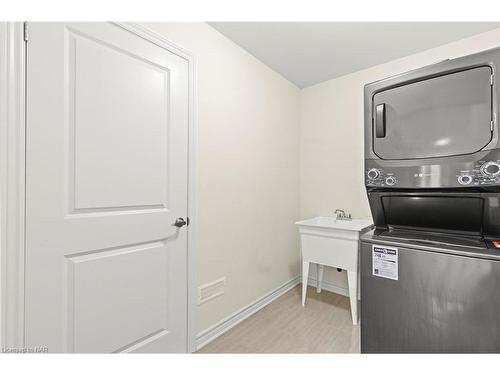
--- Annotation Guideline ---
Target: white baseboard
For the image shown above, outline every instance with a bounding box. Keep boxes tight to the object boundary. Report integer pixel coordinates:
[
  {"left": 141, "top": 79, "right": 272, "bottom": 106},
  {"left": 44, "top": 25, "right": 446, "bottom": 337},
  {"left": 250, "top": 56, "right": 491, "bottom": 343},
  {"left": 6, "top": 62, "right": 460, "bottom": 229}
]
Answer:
[
  {"left": 195, "top": 276, "right": 300, "bottom": 351},
  {"left": 307, "top": 276, "right": 349, "bottom": 297}
]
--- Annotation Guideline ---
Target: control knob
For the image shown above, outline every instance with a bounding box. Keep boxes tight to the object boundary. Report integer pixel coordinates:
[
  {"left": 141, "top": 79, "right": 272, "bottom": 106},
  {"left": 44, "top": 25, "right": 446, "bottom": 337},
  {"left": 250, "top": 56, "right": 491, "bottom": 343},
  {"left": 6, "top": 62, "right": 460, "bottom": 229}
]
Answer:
[
  {"left": 458, "top": 175, "right": 472, "bottom": 185},
  {"left": 385, "top": 176, "right": 397, "bottom": 186},
  {"left": 367, "top": 168, "right": 380, "bottom": 180},
  {"left": 480, "top": 162, "right": 500, "bottom": 178}
]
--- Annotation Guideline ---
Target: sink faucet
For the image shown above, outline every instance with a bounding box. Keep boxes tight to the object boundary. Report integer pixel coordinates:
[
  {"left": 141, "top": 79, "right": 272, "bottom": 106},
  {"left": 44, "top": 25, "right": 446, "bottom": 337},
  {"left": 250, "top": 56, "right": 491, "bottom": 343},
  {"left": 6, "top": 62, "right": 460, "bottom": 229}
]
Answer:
[{"left": 334, "top": 209, "right": 352, "bottom": 220}]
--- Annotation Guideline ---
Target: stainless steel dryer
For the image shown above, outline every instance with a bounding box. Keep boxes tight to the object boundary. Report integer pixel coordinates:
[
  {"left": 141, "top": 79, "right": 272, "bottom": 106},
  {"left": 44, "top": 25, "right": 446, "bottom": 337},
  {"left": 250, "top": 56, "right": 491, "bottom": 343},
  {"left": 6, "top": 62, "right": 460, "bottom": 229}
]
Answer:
[{"left": 361, "top": 47, "right": 500, "bottom": 353}]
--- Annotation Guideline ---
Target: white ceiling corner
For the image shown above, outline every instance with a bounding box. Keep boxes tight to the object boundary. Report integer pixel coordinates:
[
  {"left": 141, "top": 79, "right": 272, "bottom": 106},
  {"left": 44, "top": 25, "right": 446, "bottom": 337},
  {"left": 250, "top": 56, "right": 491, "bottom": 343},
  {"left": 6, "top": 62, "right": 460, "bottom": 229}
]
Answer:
[{"left": 209, "top": 22, "right": 500, "bottom": 87}]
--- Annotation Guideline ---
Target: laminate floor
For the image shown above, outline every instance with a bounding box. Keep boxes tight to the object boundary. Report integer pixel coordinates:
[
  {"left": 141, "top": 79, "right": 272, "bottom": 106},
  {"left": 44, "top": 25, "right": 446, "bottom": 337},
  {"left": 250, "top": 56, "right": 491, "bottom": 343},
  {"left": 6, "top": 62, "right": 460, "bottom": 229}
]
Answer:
[{"left": 197, "top": 285, "right": 360, "bottom": 353}]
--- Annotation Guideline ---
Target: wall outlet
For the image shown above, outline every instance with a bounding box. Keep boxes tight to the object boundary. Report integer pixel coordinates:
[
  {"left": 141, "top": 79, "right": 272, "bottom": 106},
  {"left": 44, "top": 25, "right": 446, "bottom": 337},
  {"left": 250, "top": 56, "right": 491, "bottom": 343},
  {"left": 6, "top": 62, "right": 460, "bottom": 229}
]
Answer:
[{"left": 198, "top": 277, "right": 226, "bottom": 305}]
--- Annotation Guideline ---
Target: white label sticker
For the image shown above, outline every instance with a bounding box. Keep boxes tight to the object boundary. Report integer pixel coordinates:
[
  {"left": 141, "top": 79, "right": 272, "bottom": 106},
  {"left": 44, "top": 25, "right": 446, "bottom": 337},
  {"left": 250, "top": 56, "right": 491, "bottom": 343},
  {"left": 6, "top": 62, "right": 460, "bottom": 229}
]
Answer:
[{"left": 372, "top": 245, "right": 398, "bottom": 280}]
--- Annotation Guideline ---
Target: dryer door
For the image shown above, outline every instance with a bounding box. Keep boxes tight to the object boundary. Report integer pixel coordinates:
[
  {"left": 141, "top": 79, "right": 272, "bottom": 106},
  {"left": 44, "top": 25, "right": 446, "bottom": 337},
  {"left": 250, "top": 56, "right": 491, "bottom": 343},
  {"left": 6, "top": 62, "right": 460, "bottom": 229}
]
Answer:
[{"left": 372, "top": 66, "right": 493, "bottom": 160}]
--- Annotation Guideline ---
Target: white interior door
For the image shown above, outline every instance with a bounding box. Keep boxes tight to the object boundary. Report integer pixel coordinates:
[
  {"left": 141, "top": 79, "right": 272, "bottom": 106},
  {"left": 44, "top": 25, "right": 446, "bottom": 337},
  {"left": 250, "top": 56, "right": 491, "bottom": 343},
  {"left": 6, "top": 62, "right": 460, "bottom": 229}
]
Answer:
[{"left": 25, "top": 23, "right": 189, "bottom": 353}]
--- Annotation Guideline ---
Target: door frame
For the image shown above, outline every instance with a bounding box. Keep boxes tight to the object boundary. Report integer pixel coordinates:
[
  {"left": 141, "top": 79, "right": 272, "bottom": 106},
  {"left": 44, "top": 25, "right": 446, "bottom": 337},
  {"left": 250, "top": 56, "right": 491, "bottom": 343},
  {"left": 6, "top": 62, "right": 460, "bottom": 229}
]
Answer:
[{"left": 0, "top": 22, "right": 198, "bottom": 353}]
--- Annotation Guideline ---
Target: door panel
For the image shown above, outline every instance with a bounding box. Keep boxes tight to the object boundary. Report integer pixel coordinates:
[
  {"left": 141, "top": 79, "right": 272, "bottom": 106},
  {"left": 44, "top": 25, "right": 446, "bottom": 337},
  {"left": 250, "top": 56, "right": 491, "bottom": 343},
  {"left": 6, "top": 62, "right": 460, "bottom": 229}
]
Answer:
[
  {"left": 25, "top": 23, "right": 189, "bottom": 353},
  {"left": 68, "top": 241, "right": 169, "bottom": 353},
  {"left": 373, "top": 67, "right": 493, "bottom": 160},
  {"left": 70, "top": 29, "right": 169, "bottom": 211}
]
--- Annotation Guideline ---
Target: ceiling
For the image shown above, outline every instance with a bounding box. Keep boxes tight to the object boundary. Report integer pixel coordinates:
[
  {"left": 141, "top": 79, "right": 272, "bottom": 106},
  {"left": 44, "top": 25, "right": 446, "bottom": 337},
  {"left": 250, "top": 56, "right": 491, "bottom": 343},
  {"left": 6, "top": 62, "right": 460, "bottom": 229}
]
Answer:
[{"left": 209, "top": 22, "right": 500, "bottom": 88}]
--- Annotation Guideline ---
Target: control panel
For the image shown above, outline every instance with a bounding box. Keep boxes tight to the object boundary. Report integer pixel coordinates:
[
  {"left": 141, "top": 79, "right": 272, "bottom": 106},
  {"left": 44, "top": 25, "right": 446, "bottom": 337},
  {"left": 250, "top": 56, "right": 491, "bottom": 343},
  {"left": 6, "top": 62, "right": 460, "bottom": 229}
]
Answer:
[
  {"left": 365, "top": 156, "right": 500, "bottom": 188},
  {"left": 366, "top": 168, "right": 398, "bottom": 187},
  {"left": 457, "top": 160, "right": 500, "bottom": 186}
]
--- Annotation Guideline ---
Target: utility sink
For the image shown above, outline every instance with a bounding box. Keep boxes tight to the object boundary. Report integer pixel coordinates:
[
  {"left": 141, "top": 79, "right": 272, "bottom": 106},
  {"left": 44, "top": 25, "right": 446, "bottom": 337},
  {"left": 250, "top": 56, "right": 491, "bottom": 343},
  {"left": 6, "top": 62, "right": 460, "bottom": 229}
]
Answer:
[
  {"left": 295, "top": 216, "right": 373, "bottom": 232},
  {"left": 296, "top": 216, "right": 373, "bottom": 325}
]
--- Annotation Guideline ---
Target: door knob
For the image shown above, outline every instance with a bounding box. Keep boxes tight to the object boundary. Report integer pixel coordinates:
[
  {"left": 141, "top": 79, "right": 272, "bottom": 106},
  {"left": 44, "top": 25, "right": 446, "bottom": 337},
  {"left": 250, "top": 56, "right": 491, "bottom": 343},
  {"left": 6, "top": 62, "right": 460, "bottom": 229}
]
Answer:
[{"left": 173, "top": 217, "right": 187, "bottom": 228}]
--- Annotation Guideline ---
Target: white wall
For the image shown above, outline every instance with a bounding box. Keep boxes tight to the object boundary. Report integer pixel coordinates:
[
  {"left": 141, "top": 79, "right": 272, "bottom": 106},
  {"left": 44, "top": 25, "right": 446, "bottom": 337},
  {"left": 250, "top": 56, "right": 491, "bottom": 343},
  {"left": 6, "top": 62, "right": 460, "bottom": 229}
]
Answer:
[
  {"left": 140, "top": 23, "right": 301, "bottom": 334},
  {"left": 299, "top": 28, "right": 500, "bottom": 291}
]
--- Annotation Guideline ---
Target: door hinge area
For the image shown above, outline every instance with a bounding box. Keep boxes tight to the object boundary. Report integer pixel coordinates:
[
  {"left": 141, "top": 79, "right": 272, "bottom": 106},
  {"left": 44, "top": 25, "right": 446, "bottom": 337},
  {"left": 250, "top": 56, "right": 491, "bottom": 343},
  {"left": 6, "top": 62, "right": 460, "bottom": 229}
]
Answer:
[{"left": 23, "top": 22, "right": 29, "bottom": 42}]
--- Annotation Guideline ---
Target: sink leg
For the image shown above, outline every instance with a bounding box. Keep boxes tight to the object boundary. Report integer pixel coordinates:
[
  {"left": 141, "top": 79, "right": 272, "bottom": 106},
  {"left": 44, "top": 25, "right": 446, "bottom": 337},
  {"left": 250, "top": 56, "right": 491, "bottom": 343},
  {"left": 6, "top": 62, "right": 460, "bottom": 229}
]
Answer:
[
  {"left": 316, "top": 264, "right": 324, "bottom": 293},
  {"left": 302, "top": 261, "right": 310, "bottom": 306},
  {"left": 347, "top": 270, "right": 358, "bottom": 325}
]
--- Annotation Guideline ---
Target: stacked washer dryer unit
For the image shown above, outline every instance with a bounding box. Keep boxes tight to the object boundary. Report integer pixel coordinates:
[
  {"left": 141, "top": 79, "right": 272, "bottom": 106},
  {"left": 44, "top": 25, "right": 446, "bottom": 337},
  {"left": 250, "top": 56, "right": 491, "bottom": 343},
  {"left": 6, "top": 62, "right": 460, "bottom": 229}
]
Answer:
[{"left": 361, "top": 47, "right": 500, "bottom": 353}]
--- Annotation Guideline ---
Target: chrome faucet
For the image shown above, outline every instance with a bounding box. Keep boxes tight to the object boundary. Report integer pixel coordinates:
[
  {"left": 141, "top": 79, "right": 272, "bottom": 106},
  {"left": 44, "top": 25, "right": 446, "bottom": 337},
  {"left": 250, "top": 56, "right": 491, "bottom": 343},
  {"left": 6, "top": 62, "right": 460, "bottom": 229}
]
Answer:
[{"left": 334, "top": 209, "right": 352, "bottom": 220}]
